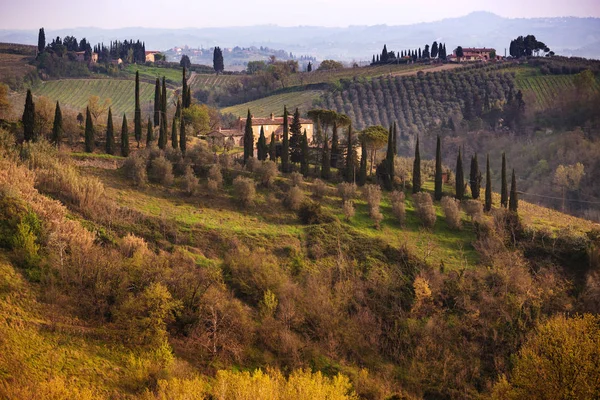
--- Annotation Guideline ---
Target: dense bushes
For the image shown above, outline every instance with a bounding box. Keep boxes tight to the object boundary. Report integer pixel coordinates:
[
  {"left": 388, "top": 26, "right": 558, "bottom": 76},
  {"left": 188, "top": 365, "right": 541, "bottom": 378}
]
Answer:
[
  {"left": 233, "top": 176, "right": 256, "bottom": 206},
  {"left": 413, "top": 192, "right": 436, "bottom": 228},
  {"left": 441, "top": 196, "right": 461, "bottom": 230}
]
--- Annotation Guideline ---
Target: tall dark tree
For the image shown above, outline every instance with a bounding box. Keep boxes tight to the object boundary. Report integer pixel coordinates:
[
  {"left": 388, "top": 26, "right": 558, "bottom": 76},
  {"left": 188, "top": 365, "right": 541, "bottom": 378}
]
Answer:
[
  {"left": 51, "top": 101, "right": 63, "bottom": 147},
  {"left": 154, "top": 78, "right": 161, "bottom": 126},
  {"left": 344, "top": 124, "right": 355, "bottom": 183},
  {"left": 134, "top": 71, "right": 142, "bottom": 147},
  {"left": 186, "top": 87, "right": 191, "bottom": 108},
  {"left": 179, "top": 115, "right": 187, "bottom": 156},
  {"left": 412, "top": 136, "right": 421, "bottom": 193},
  {"left": 84, "top": 107, "right": 95, "bottom": 153},
  {"left": 213, "top": 47, "right": 224, "bottom": 74},
  {"left": 182, "top": 67, "right": 189, "bottom": 109},
  {"left": 431, "top": 41, "right": 439, "bottom": 59},
  {"left": 171, "top": 117, "right": 178, "bottom": 149},
  {"left": 321, "top": 132, "right": 331, "bottom": 179},
  {"left": 282, "top": 106, "right": 290, "bottom": 172},
  {"left": 358, "top": 136, "right": 367, "bottom": 186},
  {"left": 485, "top": 154, "right": 492, "bottom": 212},
  {"left": 37, "top": 28, "right": 46, "bottom": 54},
  {"left": 106, "top": 108, "right": 115, "bottom": 155},
  {"left": 22, "top": 89, "right": 36, "bottom": 142},
  {"left": 456, "top": 46, "right": 464, "bottom": 60},
  {"left": 146, "top": 117, "right": 153, "bottom": 147},
  {"left": 509, "top": 169, "right": 518, "bottom": 212},
  {"left": 158, "top": 77, "right": 168, "bottom": 149},
  {"left": 243, "top": 109, "right": 253, "bottom": 163},
  {"left": 180, "top": 55, "right": 191, "bottom": 69},
  {"left": 289, "top": 108, "right": 303, "bottom": 164},
  {"left": 257, "top": 126, "right": 267, "bottom": 161},
  {"left": 121, "top": 114, "right": 129, "bottom": 157},
  {"left": 384, "top": 123, "right": 396, "bottom": 190},
  {"left": 434, "top": 135, "right": 443, "bottom": 200},
  {"left": 501, "top": 152, "right": 508, "bottom": 208},
  {"left": 175, "top": 98, "right": 181, "bottom": 120},
  {"left": 330, "top": 121, "right": 339, "bottom": 168},
  {"left": 455, "top": 148, "right": 464, "bottom": 200},
  {"left": 470, "top": 153, "right": 481, "bottom": 199},
  {"left": 269, "top": 133, "right": 276, "bottom": 162},
  {"left": 307, "top": 62, "right": 312, "bottom": 72},
  {"left": 301, "top": 129, "right": 309, "bottom": 176}
]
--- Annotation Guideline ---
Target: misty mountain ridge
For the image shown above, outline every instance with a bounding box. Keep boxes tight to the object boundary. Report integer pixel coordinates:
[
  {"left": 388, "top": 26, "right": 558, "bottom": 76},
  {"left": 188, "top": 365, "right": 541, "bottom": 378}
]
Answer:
[{"left": 1, "top": 11, "right": 599, "bottom": 60}]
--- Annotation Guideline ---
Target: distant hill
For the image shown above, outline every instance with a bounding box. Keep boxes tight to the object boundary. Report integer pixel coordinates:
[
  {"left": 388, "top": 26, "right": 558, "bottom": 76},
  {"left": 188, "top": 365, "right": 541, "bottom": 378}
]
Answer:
[{"left": 1, "top": 12, "right": 600, "bottom": 61}]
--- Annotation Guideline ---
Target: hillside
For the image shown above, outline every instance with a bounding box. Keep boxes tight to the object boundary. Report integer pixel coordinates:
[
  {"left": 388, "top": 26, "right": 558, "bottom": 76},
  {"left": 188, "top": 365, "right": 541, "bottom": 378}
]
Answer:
[{"left": 222, "top": 90, "right": 323, "bottom": 118}]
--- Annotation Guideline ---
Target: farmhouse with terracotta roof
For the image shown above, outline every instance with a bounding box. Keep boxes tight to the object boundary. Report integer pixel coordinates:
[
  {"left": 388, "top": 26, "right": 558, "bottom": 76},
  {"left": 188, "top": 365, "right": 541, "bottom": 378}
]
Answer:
[
  {"left": 451, "top": 47, "right": 501, "bottom": 62},
  {"left": 237, "top": 113, "right": 314, "bottom": 145},
  {"left": 145, "top": 51, "right": 162, "bottom": 62}
]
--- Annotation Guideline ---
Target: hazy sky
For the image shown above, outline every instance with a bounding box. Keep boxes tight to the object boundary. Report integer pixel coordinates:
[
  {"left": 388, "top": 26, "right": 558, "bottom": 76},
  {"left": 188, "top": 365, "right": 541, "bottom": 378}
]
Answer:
[{"left": 2, "top": 0, "right": 600, "bottom": 29}]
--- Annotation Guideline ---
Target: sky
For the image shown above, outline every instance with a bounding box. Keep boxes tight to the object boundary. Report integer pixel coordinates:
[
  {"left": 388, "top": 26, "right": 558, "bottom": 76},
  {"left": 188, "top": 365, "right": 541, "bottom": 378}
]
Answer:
[{"left": 2, "top": 0, "right": 600, "bottom": 29}]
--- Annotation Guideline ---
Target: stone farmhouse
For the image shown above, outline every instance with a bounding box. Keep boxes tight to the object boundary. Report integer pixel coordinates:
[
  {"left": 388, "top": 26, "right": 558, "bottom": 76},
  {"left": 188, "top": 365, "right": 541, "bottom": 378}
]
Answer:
[
  {"left": 145, "top": 51, "right": 161, "bottom": 62},
  {"left": 451, "top": 47, "right": 501, "bottom": 62},
  {"left": 75, "top": 51, "right": 98, "bottom": 63}
]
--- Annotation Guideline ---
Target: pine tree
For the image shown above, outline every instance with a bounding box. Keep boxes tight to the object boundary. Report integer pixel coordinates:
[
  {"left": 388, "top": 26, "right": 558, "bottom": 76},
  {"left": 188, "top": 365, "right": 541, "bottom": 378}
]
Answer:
[
  {"left": 182, "top": 67, "right": 188, "bottom": 108},
  {"left": 121, "top": 114, "right": 129, "bottom": 157},
  {"left": 509, "top": 169, "right": 518, "bottom": 212},
  {"left": 179, "top": 115, "right": 187, "bottom": 156},
  {"left": 85, "top": 106, "right": 95, "bottom": 153},
  {"left": 106, "top": 108, "right": 115, "bottom": 154},
  {"left": 257, "top": 126, "right": 267, "bottom": 160},
  {"left": 51, "top": 101, "right": 63, "bottom": 147},
  {"left": 470, "top": 153, "right": 481, "bottom": 199},
  {"left": 485, "top": 154, "right": 492, "bottom": 212},
  {"left": 321, "top": 132, "right": 330, "bottom": 179},
  {"left": 134, "top": 71, "right": 142, "bottom": 147},
  {"left": 358, "top": 136, "right": 367, "bottom": 186},
  {"left": 269, "top": 133, "right": 277, "bottom": 162},
  {"left": 22, "top": 89, "right": 35, "bottom": 142},
  {"left": 455, "top": 148, "right": 464, "bottom": 200},
  {"left": 301, "top": 129, "right": 309, "bottom": 176},
  {"left": 412, "top": 136, "right": 421, "bottom": 193},
  {"left": 330, "top": 121, "right": 339, "bottom": 168},
  {"left": 154, "top": 78, "right": 161, "bottom": 126},
  {"left": 37, "top": 28, "right": 45, "bottom": 54},
  {"left": 282, "top": 106, "right": 290, "bottom": 172},
  {"left": 434, "top": 135, "right": 443, "bottom": 200},
  {"left": 171, "top": 117, "right": 178, "bottom": 149},
  {"left": 384, "top": 123, "right": 396, "bottom": 190},
  {"left": 344, "top": 124, "right": 355, "bottom": 183},
  {"left": 501, "top": 152, "right": 508, "bottom": 208},
  {"left": 146, "top": 117, "right": 153, "bottom": 147},
  {"left": 243, "top": 109, "right": 253, "bottom": 163}
]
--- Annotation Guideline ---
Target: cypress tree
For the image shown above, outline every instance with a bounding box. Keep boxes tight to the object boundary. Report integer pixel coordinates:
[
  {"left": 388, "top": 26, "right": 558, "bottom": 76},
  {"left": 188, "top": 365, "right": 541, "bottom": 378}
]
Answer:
[
  {"left": 243, "top": 109, "right": 253, "bottom": 163},
  {"left": 344, "top": 124, "right": 354, "bottom": 183},
  {"left": 186, "top": 87, "right": 191, "bottom": 108},
  {"left": 330, "top": 121, "right": 339, "bottom": 168},
  {"left": 434, "top": 135, "right": 443, "bottom": 200},
  {"left": 182, "top": 67, "right": 188, "bottom": 108},
  {"left": 321, "top": 132, "right": 330, "bottom": 179},
  {"left": 22, "top": 89, "right": 35, "bottom": 142},
  {"left": 358, "top": 136, "right": 367, "bottom": 186},
  {"left": 412, "top": 136, "right": 421, "bottom": 193},
  {"left": 501, "top": 152, "right": 508, "bottom": 208},
  {"left": 146, "top": 117, "right": 153, "bottom": 147},
  {"left": 121, "top": 114, "right": 129, "bottom": 157},
  {"left": 257, "top": 126, "right": 267, "bottom": 160},
  {"left": 51, "top": 101, "right": 63, "bottom": 147},
  {"left": 84, "top": 106, "right": 94, "bottom": 153},
  {"left": 134, "top": 71, "right": 142, "bottom": 147},
  {"left": 175, "top": 98, "right": 181, "bottom": 120},
  {"left": 106, "top": 108, "right": 115, "bottom": 155},
  {"left": 153, "top": 78, "right": 161, "bottom": 126},
  {"left": 289, "top": 108, "right": 303, "bottom": 164},
  {"left": 37, "top": 28, "right": 45, "bottom": 54},
  {"left": 179, "top": 115, "right": 187, "bottom": 156},
  {"left": 455, "top": 148, "right": 464, "bottom": 200},
  {"left": 485, "top": 154, "right": 492, "bottom": 212},
  {"left": 282, "top": 106, "right": 290, "bottom": 172},
  {"left": 269, "top": 132, "right": 276, "bottom": 162},
  {"left": 470, "top": 153, "right": 481, "bottom": 199},
  {"left": 301, "top": 129, "right": 309, "bottom": 176},
  {"left": 509, "top": 169, "right": 518, "bottom": 212},
  {"left": 158, "top": 77, "right": 168, "bottom": 149},
  {"left": 171, "top": 117, "right": 178, "bottom": 149},
  {"left": 385, "top": 123, "right": 395, "bottom": 190}
]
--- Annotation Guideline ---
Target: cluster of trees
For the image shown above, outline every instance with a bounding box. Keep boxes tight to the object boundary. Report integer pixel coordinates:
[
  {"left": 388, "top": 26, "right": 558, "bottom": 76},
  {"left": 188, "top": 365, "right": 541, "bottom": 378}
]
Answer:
[
  {"left": 37, "top": 28, "right": 93, "bottom": 59},
  {"left": 371, "top": 41, "right": 448, "bottom": 65},
  {"left": 509, "top": 34, "right": 552, "bottom": 58}
]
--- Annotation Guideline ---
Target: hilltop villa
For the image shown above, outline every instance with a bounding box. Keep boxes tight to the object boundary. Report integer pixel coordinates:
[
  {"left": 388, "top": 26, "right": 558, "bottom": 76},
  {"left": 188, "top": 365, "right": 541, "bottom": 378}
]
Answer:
[
  {"left": 145, "top": 51, "right": 162, "bottom": 62},
  {"left": 451, "top": 47, "right": 501, "bottom": 62}
]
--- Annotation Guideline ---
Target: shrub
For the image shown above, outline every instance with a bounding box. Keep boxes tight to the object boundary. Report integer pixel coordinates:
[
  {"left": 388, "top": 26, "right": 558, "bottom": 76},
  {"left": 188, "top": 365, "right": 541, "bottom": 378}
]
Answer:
[
  {"left": 148, "top": 155, "right": 174, "bottom": 186},
  {"left": 285, "top": 185, "right": 304, "bottom": 211},
  {"left": 343, "top": 200, "right": 355, "bottom": 221},
  {"left": 298, "top": 201, "right": 335, "bottom": 225},
  {"left": 164, "top": 147, "right": 186, "bottom": 176},
  {"left": 312, "top": 179, "right": 328, "bottom": 199},
  {"left": 463, "top": 199, "right": 483, "bottom": 221},
  {"left": 256, "top": 160, "right": 278, "bottom": 188},
  {"left": 289, "top": 172, "right": 304, "bottom": 187},
  {"left": 441, "top": 196, "right": 462, "bottom": 230},
  {"left": 123, "top": 154, "right": 148, "bottom": 186},
  {"left": 233, "top": 176, "right": 256, "bottom": 207},
  {"left": 246, "top": 157, "right": 262, "bottom": 173},
  {"left": 219, "top": 153, "right": 233, "bottom": 169},
  {"left": 207, "top": 164, "right": 223, "bottom": 188},
  {"left": 337, "top": 182, "right": 357, "bottom": 203},
  {"left": 390, "top": 190, "right": 406, "bottom": 225},
  {"left": 363, "top": 184, "right": 382, "bottom": 228},
  {"left": 413, "top": 192, "right": 436, "bottom": 228},
  {"left": 181, "top": 165, "right": 200, "bottom": 196}
]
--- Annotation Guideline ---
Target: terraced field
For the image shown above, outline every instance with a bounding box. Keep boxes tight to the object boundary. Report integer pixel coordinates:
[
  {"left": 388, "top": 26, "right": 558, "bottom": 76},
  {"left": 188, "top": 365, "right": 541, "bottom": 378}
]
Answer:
[
  {"left": 221, "top": 90, "right": 323, "bottom": 117},
  {"left": 35, "top": 78, "right": 173, "bottom": 118},
  {"left": 188, "top": 73, "right": 242, "bottom": 91},
  {"left": 516, "top": 72, "right": 600, "bottom": 109},
  {"left": 124, "top": 64, "right": 181, "bottom": 86}
]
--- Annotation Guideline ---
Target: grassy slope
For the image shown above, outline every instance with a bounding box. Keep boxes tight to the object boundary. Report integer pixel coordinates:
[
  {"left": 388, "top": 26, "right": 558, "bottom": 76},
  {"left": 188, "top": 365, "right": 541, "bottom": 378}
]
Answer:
[
  {"left": 0, "top": 53, "right": 36, "bottom": 85},
  {"left": 35, "top": 79, "right": 173, "bottom": 119},
  {"left": 221, "top": 90, "right": 324, "bottom": 117}
]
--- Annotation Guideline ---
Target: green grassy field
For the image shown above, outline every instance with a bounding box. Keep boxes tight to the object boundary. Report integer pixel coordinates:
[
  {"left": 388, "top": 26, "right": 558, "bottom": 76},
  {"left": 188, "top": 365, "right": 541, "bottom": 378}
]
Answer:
[
  {"left": 124, "top": 64, "right": 182, "bottom": 85},
  {"left": 188, "top": 73, "right": 242, "bottom": 91},
  {"left": 221, "top": 90, "right": 324, "bottom": 117},
  {"left": 35, "top": 79, "right": 173, "bottom": 118}
]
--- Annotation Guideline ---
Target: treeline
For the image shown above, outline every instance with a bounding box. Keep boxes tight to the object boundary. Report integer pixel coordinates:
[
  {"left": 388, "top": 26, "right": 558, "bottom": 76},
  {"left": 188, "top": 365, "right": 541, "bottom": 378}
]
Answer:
[{"left": 371, "top": 42, "right": 448, "bottom": 65}]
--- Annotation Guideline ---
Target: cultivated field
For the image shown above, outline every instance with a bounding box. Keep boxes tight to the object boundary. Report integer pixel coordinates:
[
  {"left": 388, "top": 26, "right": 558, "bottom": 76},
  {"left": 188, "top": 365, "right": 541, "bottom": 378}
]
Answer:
[
  {"left": 0, "top": 53, "right": 36, "bottom": 89},
  {"left": 516, "top": 73, "right": 599, "bottom": 109},
  {"left": 221, "top": 90, "right": 323, "bottom": 117},
  {"left": 188, "top": 72, "right": 242, "bottom": 91}
]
